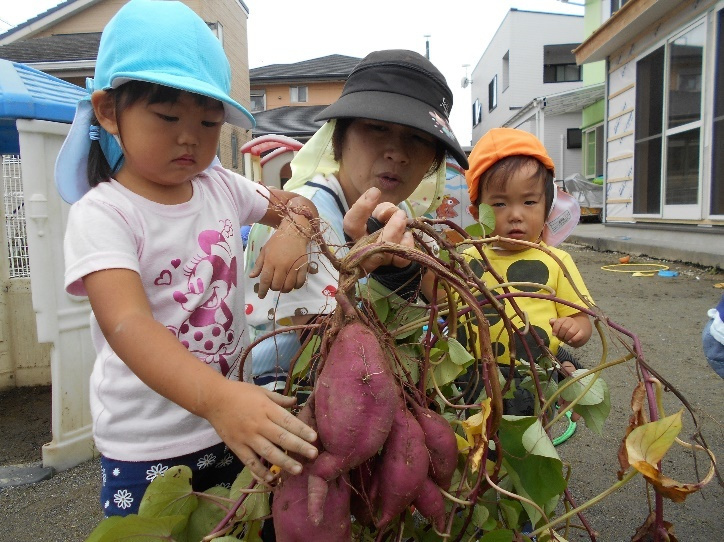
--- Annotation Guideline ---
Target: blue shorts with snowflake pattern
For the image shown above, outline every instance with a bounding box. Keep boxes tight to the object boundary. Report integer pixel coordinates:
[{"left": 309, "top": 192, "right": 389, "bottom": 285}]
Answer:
[{"left": 100, "top": 441, "right": 243, "bottom": 516}]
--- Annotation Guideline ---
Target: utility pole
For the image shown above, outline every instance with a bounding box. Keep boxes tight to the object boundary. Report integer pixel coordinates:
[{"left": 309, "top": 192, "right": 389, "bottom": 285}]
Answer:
[{"left": 424, "top": 34, "right": 431, "bottom": 59}]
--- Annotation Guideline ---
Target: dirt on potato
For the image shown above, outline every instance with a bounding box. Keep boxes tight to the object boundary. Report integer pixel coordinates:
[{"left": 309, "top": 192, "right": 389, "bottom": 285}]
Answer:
[{"left": 0, "top": 243, "right": 722, "bottom": 541}]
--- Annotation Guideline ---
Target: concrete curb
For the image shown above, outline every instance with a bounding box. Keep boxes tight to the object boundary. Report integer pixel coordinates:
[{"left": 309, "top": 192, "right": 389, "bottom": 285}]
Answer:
[{"left": 0, "top": 463, "right": 55, "bottom": 489}]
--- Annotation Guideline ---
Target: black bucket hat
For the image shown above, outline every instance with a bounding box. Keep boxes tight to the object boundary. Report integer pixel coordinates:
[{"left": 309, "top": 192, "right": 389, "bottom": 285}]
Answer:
[{"left": 315, "top": 49, "right": 469, "bottom": 169}]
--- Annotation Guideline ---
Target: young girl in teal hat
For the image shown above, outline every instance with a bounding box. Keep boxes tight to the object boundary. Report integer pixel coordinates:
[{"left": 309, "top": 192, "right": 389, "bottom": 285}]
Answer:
[{"left": 55, "top": 0, "right": 319, "bottom": 516}]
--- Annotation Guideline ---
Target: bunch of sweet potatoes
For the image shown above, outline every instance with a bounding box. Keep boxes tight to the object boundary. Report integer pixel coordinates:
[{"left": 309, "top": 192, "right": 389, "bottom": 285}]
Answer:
[{"left": 272, "top": 293, "right": 458, "bottom": 540}]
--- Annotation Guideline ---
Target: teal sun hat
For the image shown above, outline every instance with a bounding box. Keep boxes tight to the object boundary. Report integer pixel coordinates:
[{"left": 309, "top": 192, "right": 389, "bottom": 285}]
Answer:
[{"left": 55, "top": 0, "right": 255, "bottom": 204}]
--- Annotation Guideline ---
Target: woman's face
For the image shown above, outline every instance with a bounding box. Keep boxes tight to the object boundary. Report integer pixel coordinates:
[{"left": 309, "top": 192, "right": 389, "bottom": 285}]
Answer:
[{"left": 336, "top": 119, "right": 437, "bottom": 206}]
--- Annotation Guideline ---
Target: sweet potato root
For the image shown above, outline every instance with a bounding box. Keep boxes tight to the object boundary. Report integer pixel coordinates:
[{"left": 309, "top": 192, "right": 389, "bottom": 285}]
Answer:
[
  {"left": 308, "top": 295, "right": 400, "bottom": 523},
  {"left": 411, "top": 402, "right": 458, "bottom": 489},
  {"left": 412, "top": 478, "right": 447, "bottom": 533},
  {"left": 373, "top": 407, "right": 429, "bottom": 529}
]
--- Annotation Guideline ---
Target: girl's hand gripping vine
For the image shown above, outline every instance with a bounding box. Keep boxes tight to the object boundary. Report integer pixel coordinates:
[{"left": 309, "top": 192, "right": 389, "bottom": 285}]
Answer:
[{"left": 249, "top": 190, "right": 319, "bottom": 299}]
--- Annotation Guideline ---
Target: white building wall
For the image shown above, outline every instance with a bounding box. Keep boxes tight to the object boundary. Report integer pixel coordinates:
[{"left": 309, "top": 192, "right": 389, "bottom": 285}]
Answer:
[
  {"left": 602, "top": 0, "right": 716, "bottom": 223},
  {"left": 544, "top": 113, "right": 583, "bottom": 180},
  {"left": 471, "top": 10, "right": 584, "bottom": 142}
]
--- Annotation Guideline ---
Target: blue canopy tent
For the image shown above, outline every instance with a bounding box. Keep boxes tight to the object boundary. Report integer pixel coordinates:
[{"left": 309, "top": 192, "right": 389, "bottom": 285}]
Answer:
[{"left": 0, "top": 59, "right": 84, "bottom": 154}]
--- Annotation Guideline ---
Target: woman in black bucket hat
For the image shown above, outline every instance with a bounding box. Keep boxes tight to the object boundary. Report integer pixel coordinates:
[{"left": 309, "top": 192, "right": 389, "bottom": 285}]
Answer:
[{"left": 245, "top": 49, "right": 467, "bottom": 393}]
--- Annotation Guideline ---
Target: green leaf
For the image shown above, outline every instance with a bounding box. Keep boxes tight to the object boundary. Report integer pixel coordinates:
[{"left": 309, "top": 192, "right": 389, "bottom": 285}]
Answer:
[
  {"left": 438, "top": 249, "right": 451, "bottom": 263},
  {"left": 292, "top": 335, "right": 320, "bottom": 377},
  {"left": 425, "top": 355, "right": 464, "bottom": 390},
  {"left": 229, "top": 467, "right": 271, "bottom": 521},
  {"left": 446, "top": 337, "right": 475, "bottom": 366},
  {"left": 85, "top": 516, "right": 125, "bottom": 542},
  {"left": 480, "top": 529, "right": 514, "bottom": 542},
  {"left": 498, "top": 417, "right": 565, "bottom": 513},
  {"left": 471, "top": 502, "right": 490, "bottom": 529},
  {"left": 560, "top": 370, "right": 606, "bottom": 405},
  {"left": 395, "top": 343, "right": 421, "bottom": 383},
  {"left": 499, "top": 498, "right": 523, "bottom": 529},
  {"left": 90, "top": 514, "right": 188, "bottom": 541},
  {"left": 478, "top": 203, "right": 496, "bottom": 236},
  {"left": 185, "top": 486, "right": 230, "bottom": 542},
  {"left": 465, "top": 222, "right": 486, "bottom": 238},
  {"left": 572, "top": 379, "right": 611, "bottom": 435},
  {"left": 519, "top": 376, "right": 558, "bottom": 404},
  {"left": 138, "top": 465, "right": 197, "bottom": 519},
  {"left": 372, "top": 296, "right": 390, "bottom": 322}
]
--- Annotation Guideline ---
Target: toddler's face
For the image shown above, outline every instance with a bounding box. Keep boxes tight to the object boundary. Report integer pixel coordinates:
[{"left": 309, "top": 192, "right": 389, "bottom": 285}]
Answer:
[
  {"left": 480, "top": 162, "right": 547, "bottom": 252},
  {"left": 113, "top": 91, "right": 224, "bottom": 203}
]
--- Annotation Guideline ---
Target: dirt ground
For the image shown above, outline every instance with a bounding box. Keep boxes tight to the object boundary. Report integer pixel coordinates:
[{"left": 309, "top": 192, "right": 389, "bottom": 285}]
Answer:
[{"left": 0, "top": 243, "right": 722, "bottom": 542}]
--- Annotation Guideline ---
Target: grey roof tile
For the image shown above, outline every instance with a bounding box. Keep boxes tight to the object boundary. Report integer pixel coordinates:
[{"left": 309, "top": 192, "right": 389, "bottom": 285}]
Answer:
[
  {"left": 0, "top": 33, "right": 101, "bottom": 63},
  {"left": 250, "top": 54, "right": 360, "bottom": 82},
  {"left": 251, "top": 105, "right": 327, "bottom": 139}
]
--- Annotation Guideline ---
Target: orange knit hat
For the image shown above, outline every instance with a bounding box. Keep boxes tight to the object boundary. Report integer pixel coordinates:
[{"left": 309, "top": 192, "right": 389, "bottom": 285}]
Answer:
[{"left": 465, "top": 128, "right": 555, "bottom": 205}]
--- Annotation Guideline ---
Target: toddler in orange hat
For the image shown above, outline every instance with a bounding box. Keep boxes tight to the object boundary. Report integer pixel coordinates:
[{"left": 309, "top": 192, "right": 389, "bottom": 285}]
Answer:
[{"left": 461, "top": 128, "right": 593, "bottom": 415}]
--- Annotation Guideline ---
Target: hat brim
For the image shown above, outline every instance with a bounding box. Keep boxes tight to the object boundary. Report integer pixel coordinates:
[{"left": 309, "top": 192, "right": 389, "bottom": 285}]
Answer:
[
  {"left": 315, "top": 90, "right": 468, "bottom": 169},
  {"left": 112, "top": 71, "right": 255, "bottom": 129}
]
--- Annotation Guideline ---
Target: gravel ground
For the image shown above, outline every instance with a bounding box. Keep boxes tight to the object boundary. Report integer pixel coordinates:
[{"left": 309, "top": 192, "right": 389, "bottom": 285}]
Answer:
[{"left": 1, "top": 243, "right": 722, "bottom": 541}]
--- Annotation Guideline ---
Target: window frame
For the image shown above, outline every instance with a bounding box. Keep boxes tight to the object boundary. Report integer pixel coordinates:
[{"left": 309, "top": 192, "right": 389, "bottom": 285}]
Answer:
[
  {"left": 488, "top": 75, "right": 497, "bottom": 112},
  {"left": 290, "top": 85, "right": 308, "bottom": 104},
  {"left": 633, "top": 17, "right": 707, "bottom": 219},
  {"left": 250, "top": 89, "right": 266, "bottom": 112}
]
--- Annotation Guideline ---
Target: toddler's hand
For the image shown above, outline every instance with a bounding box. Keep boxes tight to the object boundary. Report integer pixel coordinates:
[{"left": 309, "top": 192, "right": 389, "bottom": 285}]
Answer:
[
  {"left": 550, "top": 316, "right": 587, "bottom": 347},
  {"left": 207, "top": 381, "right": 318, "bottom": 482},
  {"left": 249, "top": 226, "right": 308, "bottom": 299}
]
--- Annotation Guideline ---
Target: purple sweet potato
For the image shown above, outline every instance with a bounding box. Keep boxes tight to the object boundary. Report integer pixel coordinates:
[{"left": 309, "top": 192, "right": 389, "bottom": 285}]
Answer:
[
  {"left": 273, "top": 400, "right": 352, "bottom": 541},
  {"left": 373, "top": 407, "right": 429, "bottom": 529},
  {"left": 273, "top": 468, "right": 352, "bottom": 542},
  {"left": 411, "top": 402, "right": 458, "bottom": 489},
  {"left": 308, "top": 297, "right": 400, "bottom": 523},
  {"left": 412, "top": 477, "right": 447, "bottom": 533}
]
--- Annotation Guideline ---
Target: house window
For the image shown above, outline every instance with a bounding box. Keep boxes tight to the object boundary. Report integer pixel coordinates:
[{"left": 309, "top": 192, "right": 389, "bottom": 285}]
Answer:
[
  {"left": 543, "top": 44, "right": 582, "bottom": 83},
  {"left": 488, "top": 76, "right": 497, "bottom": 112},
  {"left": 250, "top": 90, "right": 266, "bottom": 112},
  {"left": 290, "top": 86, "right": 308, "bottom": 103},
  {"left": 502, "top": 51, "right": 510, "bottom": 91},
  {"left": 567, "top": 128, "right": 582, "bottom": 149},
  {"left": 611, "top": 0, "right": 630, "bottom": 15},
  {"left": 207, "top": 22, "right": 223, "bottom": 47},
  {"left": 472, "top": 99, "right": 482, "bottom": 127},
  {"left": 634, "top": 22, "right": 705, "bottom": 215},
  {"left": 231, "top": 132, "right": 238, "bottom": 169},
  {"left": 544, "top": 63, "right": 582, "bottom": 83},
  {"left": 711, "top": 8, "right": 724, "bottom": 216},
  {"left": 583, "top": 124, "right": 604, "bottom": 179}
]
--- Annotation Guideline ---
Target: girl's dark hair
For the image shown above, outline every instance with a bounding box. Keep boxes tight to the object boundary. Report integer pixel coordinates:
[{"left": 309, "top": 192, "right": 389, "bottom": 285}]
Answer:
[
  {"left": 87, "top": 81, "right": 216, "bottom": 187},
  {"left": 476, "top": 155, "right": 555, "bottom": 215},
  {"left": 331, "top": 118, "right": 447, "bottom": 176}
]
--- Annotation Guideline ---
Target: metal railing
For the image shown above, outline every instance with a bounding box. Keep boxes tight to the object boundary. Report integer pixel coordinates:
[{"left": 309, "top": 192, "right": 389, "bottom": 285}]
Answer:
[{"left": 2, "top": 155, "right": 30, "bottom": 278}]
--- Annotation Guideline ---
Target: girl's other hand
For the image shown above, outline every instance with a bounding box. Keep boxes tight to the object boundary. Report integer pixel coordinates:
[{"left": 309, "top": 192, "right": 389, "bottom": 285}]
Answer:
[{"left": 207, "top": 381, "right": 318, "bottom": 482}]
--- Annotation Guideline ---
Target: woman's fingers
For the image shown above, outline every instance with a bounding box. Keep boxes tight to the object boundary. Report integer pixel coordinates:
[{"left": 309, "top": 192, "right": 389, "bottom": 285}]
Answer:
[{"left": 343, "top": 187, "right": 381, "bottom": 240}]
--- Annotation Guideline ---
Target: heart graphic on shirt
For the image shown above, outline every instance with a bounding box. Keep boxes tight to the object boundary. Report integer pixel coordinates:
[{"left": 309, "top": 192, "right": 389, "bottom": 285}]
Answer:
[
  {"left": 171, "top": 259, "right": 181, "bottom": 268},
  {"left": 154, "top": 270, "right": 172, "bottom": 286}
]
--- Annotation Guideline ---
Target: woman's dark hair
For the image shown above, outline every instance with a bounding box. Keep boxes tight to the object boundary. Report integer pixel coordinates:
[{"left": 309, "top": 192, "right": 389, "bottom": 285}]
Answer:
[
  {"left": 331, "top": 118, "right": 447, "bottom": 176},
  {"left": 475, "top": 155, "right": 555, "bottom": 215},
  {"left": 87, "top": 81, "right": 217, "bottom": 187}
]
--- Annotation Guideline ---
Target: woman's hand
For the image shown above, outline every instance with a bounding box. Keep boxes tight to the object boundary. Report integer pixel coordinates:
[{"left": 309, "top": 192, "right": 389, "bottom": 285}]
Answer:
[{"left": 343, "top": 187, "right": 415, "bottom": 273}]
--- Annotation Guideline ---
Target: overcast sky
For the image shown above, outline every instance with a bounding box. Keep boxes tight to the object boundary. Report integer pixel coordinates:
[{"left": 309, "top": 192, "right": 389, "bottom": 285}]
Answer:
[{"left": 1, "top": 0, "right": 584, "bottom": 145}]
